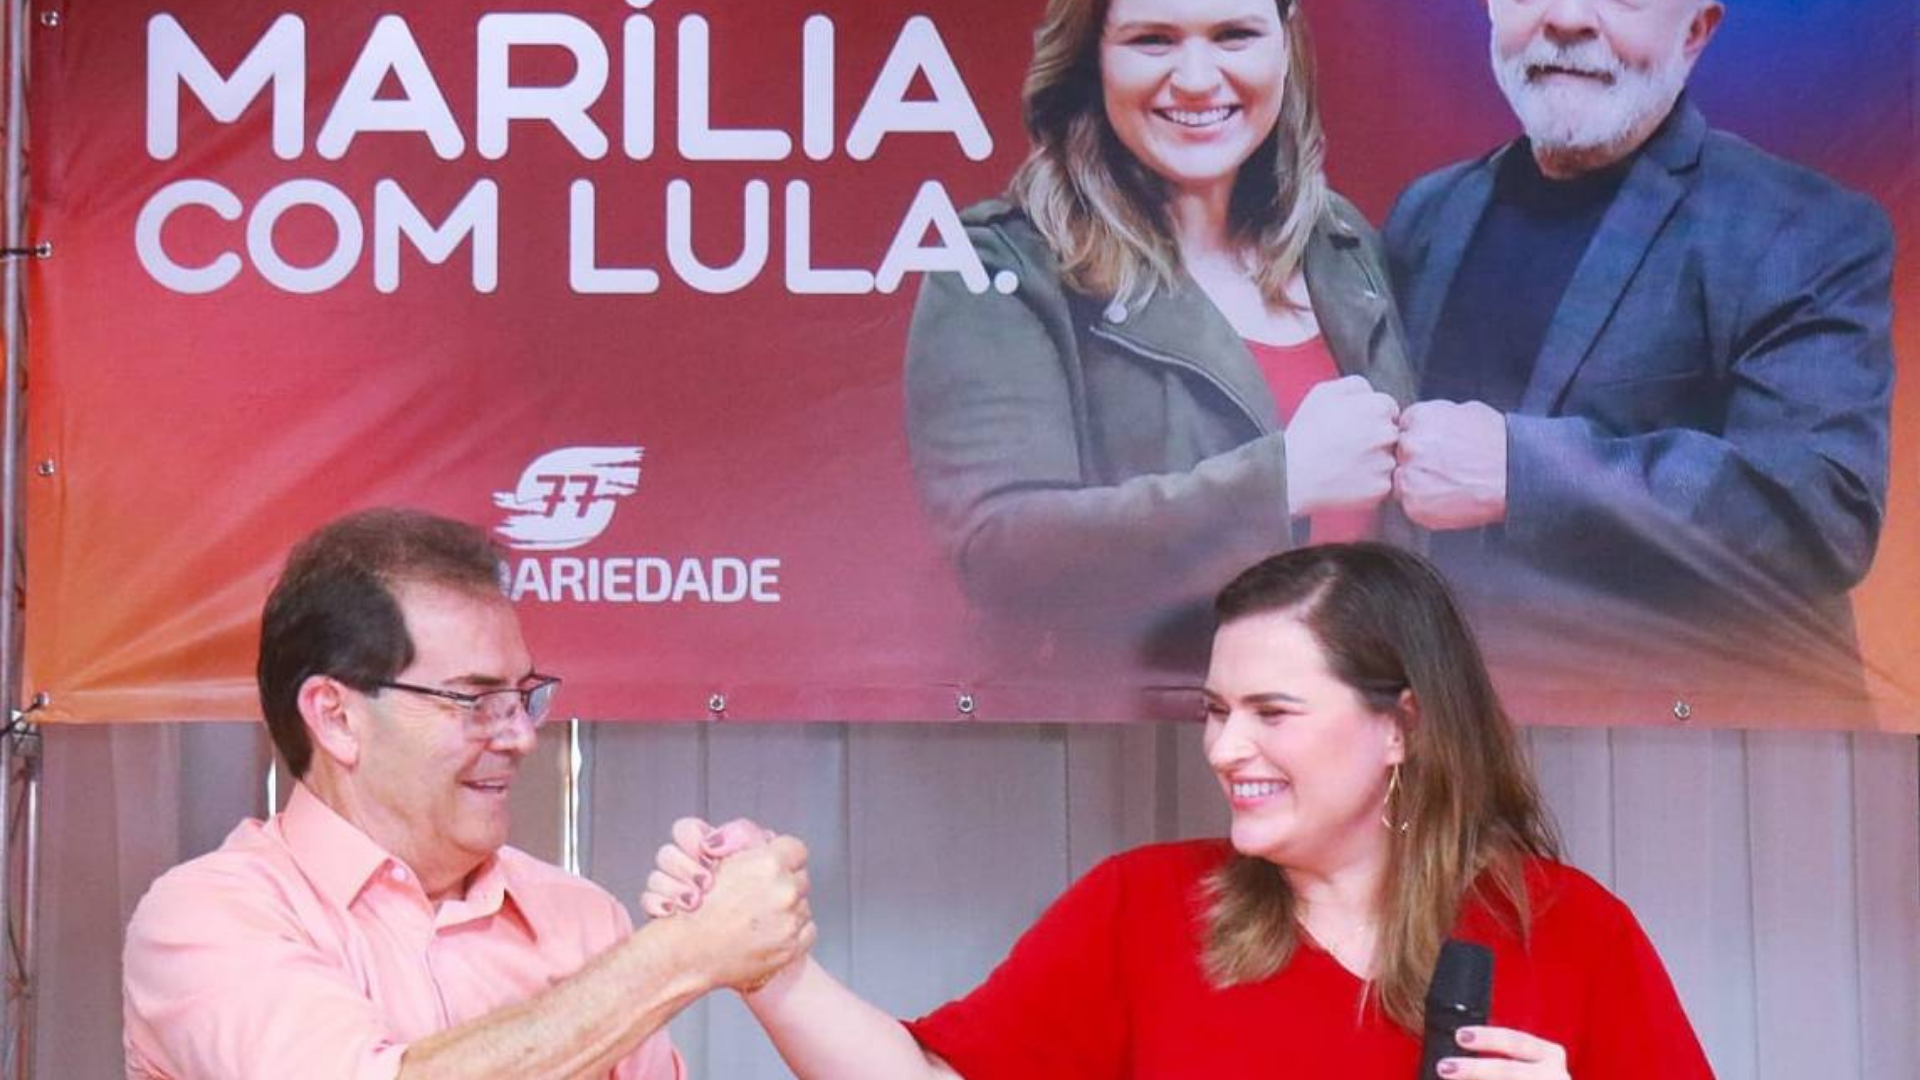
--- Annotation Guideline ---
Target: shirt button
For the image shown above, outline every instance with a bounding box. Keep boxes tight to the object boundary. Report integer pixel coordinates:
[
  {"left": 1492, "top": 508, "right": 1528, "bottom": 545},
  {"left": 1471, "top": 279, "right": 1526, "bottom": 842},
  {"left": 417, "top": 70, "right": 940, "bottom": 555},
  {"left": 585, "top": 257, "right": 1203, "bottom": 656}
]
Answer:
[{"left": 390, "top": 865, "right": 409, "bottom": 883}]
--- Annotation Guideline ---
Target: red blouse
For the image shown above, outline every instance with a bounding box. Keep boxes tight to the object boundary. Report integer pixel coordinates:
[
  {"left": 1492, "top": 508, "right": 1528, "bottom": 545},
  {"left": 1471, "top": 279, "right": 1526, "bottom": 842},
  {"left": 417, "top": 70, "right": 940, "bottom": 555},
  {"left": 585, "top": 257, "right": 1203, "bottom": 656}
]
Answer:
[
  {"left": 1245, "top": 336, "right": 1378, "bottom": 542},
  {"left": 906, "top": 840, "right": 1714, "bottom": 1080}
]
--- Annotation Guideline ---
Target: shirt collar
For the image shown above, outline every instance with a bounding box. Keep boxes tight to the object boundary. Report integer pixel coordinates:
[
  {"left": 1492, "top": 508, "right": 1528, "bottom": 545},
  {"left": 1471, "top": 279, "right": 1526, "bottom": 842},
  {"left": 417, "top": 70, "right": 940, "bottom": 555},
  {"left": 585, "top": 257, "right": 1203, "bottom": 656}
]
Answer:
[
  {"left": 277, "top": 783, "right": 402, "bottom": 911},
  {"left": 276, "top": 784, "right": 539, "bottom": 937},
  {"left": 444, "top": 851, "right": 546, "bottom": 939}
]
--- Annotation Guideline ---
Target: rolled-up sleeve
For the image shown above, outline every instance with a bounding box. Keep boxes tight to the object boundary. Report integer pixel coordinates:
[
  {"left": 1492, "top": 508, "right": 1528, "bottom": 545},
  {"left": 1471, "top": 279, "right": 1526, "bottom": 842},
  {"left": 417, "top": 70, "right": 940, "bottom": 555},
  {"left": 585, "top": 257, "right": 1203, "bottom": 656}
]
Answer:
[{"left": 123, "top": 864, "right": 409, "bottom": 1080}]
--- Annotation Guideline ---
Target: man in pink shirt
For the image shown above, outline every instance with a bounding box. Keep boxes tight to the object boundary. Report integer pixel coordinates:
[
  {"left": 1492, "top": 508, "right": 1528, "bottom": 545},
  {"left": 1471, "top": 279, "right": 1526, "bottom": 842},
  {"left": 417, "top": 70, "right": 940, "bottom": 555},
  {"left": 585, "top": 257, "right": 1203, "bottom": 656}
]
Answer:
[{"left": 123, "top": 508, "right": 814, "bottom": 1079}]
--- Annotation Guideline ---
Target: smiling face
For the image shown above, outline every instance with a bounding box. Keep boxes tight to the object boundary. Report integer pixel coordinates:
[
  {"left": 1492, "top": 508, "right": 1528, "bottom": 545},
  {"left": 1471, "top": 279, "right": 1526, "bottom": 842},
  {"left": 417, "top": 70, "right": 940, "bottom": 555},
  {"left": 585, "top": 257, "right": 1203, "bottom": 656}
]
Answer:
[
  {"left": 344, "top": 581, "right": 538, "bottom": 899},
  {"left": 1488, "top": 0, "right": 1722, "bottom": 171},
  {"left": 1202, "top": 609, "right": 1405, "bottom": 874},
  {"left": 1100, "top": 0, "right": 1290, "bottom": 201}
]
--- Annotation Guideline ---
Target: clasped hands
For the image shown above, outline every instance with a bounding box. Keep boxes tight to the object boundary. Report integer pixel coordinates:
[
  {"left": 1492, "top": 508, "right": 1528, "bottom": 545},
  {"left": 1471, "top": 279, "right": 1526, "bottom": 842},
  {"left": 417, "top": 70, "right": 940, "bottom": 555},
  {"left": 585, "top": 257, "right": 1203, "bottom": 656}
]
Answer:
[
  {"left": 1285, "top": 377, "right": 1508, "bottom": 531},
  {"left": 641, "top": 817, "right": 815, "bottom": 994},
  {"left": 639, "top": 818, "right": 1569, "bottom": 1079}
]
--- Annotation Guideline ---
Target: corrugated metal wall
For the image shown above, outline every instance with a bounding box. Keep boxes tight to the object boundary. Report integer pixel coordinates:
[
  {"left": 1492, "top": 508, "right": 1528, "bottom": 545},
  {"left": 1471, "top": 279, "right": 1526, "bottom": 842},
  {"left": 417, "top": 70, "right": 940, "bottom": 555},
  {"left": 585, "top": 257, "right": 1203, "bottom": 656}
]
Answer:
[{"left": 34, "top": 722, "right": 1919, "bottom": 1079}]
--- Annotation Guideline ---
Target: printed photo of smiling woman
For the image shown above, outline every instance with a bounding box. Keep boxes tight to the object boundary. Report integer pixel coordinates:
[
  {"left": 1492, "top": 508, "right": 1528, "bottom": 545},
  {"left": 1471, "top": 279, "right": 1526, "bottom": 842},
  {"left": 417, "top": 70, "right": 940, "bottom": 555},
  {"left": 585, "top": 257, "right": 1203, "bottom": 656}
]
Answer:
[{"left": 900, "top": 0, "right": 1420, "bottom": 696}]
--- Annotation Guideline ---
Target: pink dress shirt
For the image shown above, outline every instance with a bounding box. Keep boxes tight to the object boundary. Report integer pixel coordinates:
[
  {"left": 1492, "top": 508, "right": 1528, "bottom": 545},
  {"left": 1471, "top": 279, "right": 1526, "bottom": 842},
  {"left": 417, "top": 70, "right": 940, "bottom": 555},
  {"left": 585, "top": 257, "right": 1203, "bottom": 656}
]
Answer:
[{"left": 123, "top": 784, "right": 683, "bottom": 1080}]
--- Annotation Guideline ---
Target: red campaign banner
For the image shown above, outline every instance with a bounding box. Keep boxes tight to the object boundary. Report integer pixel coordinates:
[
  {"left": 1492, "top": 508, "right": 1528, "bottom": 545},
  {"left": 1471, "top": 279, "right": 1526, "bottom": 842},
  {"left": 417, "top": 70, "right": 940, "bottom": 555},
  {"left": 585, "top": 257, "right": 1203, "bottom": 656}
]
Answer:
[{"left": 20, "top": 0, "right": 1919, "bottom": 729}]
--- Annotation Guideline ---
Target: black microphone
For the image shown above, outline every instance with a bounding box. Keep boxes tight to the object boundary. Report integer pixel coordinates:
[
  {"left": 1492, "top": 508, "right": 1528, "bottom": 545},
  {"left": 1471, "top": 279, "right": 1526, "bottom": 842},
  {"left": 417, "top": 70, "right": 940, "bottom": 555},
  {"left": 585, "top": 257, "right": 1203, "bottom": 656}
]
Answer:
[{"left": 1417, "top": 940, "right": 1493, "bottom": 1079}]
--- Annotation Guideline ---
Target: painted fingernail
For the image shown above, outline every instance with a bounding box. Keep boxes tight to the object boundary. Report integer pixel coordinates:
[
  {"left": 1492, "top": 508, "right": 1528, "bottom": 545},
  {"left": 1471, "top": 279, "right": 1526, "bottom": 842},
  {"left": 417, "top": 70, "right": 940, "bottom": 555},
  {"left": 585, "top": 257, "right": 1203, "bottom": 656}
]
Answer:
[
  {"left": 693, "top": 870, "right": 713, "bottom": 890},
  {"left": 702, "top": 831, "right": 726, "bottom": 852},
  {"left": 1456, "top": 1028, "right": 1477, "bottom": 1046},
  {"left": 1437, "top": 1060, "right": 1460, "bottom": 1077},
  {"left": 678, "top": 891, "right": 699, "bottom": 909}
]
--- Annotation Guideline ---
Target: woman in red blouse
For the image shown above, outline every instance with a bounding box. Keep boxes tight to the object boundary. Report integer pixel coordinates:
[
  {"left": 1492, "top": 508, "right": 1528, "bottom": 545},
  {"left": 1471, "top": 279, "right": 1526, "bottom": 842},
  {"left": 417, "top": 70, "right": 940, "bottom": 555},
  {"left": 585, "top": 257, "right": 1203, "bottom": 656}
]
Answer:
[{"left": 647, "top": 543, "right": 1716, "bottom": 1080}]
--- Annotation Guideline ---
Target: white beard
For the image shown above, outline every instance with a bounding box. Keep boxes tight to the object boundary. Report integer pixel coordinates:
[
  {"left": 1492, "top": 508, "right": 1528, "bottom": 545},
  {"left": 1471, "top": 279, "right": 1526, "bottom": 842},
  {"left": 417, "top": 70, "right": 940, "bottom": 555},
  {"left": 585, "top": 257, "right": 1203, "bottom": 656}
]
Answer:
[{"left": 1491, "top": 29, "right": 1692, "bottom": 157}]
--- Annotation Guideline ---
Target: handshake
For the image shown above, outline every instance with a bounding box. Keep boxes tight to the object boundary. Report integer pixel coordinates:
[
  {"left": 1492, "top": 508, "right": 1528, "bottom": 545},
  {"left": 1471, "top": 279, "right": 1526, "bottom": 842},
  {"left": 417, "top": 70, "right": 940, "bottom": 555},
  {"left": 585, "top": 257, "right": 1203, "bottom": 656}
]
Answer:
[
  {"left": 1285, "top": 378, "right": 1509, "bottom": 531},
  {"left": 640, "top": 817, "right": 815, "bottom": 995}
]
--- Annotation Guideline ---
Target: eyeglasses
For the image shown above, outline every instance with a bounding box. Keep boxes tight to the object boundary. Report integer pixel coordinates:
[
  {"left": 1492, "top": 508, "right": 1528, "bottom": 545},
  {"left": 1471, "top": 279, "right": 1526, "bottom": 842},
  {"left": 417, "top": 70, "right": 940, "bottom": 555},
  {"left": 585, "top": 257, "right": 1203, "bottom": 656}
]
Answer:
[{"left": 372, "top": 674, "right": 562, "bottom": 740}]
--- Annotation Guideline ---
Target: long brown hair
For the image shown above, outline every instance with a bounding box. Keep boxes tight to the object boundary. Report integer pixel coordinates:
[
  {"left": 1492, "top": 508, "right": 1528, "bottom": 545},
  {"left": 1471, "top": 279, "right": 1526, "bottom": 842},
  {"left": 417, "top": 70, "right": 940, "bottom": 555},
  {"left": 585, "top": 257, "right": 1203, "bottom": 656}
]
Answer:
[
  {"left": 1200, "top": 543, "right": 1560, "bottom": 1032},
  {"left": 1008, "top": 0, "right": 1327, "bottom": 308}
]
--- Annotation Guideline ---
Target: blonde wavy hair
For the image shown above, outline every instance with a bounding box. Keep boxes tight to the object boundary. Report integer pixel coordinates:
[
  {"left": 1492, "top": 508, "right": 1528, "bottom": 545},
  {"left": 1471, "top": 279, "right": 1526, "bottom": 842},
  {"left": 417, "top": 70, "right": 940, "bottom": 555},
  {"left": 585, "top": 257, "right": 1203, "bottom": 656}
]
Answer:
[
  {"left": 1201, "top": 544, "right": 1561, "bottom": 1033},
  {"left": 1008, "top": 0, "right": 1327, "bottom": 308}
]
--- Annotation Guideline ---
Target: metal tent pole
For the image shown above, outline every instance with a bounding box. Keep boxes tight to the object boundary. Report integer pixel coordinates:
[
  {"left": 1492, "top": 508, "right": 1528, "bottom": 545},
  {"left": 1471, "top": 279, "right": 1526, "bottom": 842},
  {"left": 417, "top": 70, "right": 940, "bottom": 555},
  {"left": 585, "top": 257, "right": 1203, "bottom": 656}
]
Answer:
[
  {"left": 1, "top": 0, "right": 37, "bottom": 1075},
  {"left": 562, "top": 717, "right": 583, "bottom": 876},
  {"left": 3, "top": 727, "right": 38, "bottom": 1080},
  {"left": 0, "top": 730, "right": 12, "bottom": 1080}
]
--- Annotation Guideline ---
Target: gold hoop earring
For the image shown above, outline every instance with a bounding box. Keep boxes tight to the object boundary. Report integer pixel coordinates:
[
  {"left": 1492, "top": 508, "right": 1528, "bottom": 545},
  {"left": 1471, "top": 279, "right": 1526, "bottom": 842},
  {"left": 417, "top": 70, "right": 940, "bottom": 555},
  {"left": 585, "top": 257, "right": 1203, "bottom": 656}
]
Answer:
[{"left": 1381, "top": 762, "right": 1410, "bottom": 833}]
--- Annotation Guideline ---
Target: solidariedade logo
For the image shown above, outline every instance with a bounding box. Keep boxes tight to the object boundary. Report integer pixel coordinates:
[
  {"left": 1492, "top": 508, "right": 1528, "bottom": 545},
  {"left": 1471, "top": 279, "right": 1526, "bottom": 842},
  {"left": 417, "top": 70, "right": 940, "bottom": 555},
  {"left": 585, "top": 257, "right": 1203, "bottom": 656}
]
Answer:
[{"left": 494, "top": 445, "right": 781, "bottom": 604}]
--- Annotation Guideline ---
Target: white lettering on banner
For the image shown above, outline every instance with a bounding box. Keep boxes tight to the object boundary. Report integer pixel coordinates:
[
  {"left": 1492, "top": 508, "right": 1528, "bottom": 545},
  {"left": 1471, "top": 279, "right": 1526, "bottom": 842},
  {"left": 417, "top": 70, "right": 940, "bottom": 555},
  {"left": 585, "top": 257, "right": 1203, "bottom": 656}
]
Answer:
[
  {"left": 494, "top": 446, "right": 644, "bottom": 551},
  {"left": 147, "top": 14, "right": 305, "bottom": 160},
  {"left": 566, "top": 179, "right": 985, "bottom": 296},
  {"left": 135, "top": 180, "right": 243, "bottom": 293},
  {"left": 316, "top": 15, "right": 464, "bottom": 160},
  {"left": 476, "top": 14, "right": 612, "bottom": 159},
  {"left": 134, "top": 175, "right": 988, "bottom": 295},
  {"left": 138, "top": 9, "right": 1001, "bottom": 296},
  {"left": 801, "top": 16, "right": 834, "bottom": 161},
  {"left": 374, "top": 180, "right": 498, "bottom": 293},
  {"left": 491, "top": 451, "right": 783, "bottom": 606},
  {"left": 785, "top": 180, "right": 874, "bottom": 294},
  {"left": 845, "top": 17, "right": 992, "bottom": 162},
  {"left": 247, "top": 179, "right": 362, "bottom": 293},
  {"left": 149, "top": 11, "right": 990, "bottom": 163},
  {"left": 134, "top": 178, "right": 500, "bottom": 294},
  {"left": 623, "top": 14, "right": 656, "bottom": 159},
  {"left": 666, "top": 179, "right": 770, "bottom": 293},
  {"left": 569, "top": 180, "right": 661, "bottom": 294},
  {"left": 678, "top": 16, "right": 791, "bottom": 161},
  {"left": 875, "top": 181, "right": 985, "bottom": 294},
  {"left": 509, "top": 557, "right": 782, "bottom": 604}
]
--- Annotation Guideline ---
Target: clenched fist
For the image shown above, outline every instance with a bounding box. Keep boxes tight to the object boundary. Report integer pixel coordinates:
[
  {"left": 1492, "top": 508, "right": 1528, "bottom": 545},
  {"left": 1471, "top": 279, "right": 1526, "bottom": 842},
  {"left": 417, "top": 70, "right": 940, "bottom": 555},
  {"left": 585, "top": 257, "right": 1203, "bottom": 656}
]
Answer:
[
  {"left": 1394, "top": 400, "right": 1508, "bottom": 530},
  {"left": 672, "top": 833, "right": 816, "bottom": 993},
  {"left": 1283, "top": 375, "right": 1402, "bottom": 517}
]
